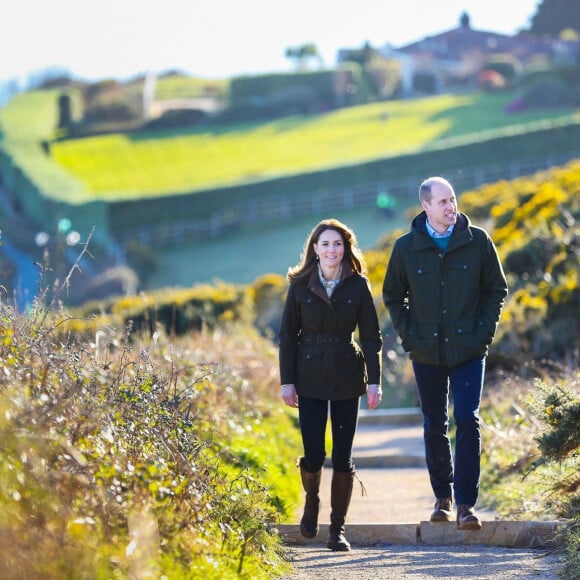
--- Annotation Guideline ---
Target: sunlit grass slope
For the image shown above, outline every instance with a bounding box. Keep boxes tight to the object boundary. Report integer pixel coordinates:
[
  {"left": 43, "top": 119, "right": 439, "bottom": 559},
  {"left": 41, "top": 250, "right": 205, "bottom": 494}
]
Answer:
[
  {"left": 51, "top": 91, "right": 578, "bottom": 200},
  {"left": 0, "top": 90, "right": 86, "bottom": 200}
]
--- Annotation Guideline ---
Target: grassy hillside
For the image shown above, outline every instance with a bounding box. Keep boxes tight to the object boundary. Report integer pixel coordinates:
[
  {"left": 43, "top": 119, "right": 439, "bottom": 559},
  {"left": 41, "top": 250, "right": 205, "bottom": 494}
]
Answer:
[
  {"left": 2, "top": 88, "right": 575, "bottom": 202},
  {"left": 51, "top": 91, "right": 578, "bottom": 200},
  {"left": 0, "top": 89, "right": 86, "bottom": 200}
]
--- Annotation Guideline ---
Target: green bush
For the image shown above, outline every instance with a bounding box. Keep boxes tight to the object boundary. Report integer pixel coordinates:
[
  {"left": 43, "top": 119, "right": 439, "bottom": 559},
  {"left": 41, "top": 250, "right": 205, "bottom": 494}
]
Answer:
[
  {"left": 229, "top": 70, "right": 336, "bottom": 110},
  {"left": 484, "top": 54, "right": 523, "bottom": 84},
  {"left": 412, "top": 71, "right": 437, "bottom": 94},
  {"left": 85, "top": 98, "right": 141, "bottom": 122},
  {"left": 366, "top": 59, "right": 402, "bottom": 100},
  {"left": 504, "top": 236, "right": 558, "bottom": 276},
  {"left": 144, "top": 108, "right": 207, "bottom": 129},
  {"left": 526, "top": 379, "right": 580, "bottom": 578},
  {"left": 74, "top": 282, "right": 255, "bottom": 337},
  {"left": 0, "top": 294, "right": 301, "bottom": 578},
  {"left": 457, "top": 161, "right": 580, "bottom": 363},
  {"left": 478, "top": 373, "right": 578, "bottom": 580},
  {"left": 249, "top": 273, "right": 287, "bottom": 338},
  {"left": 153, "top": 73, "right": 229, "bottom": 101}
]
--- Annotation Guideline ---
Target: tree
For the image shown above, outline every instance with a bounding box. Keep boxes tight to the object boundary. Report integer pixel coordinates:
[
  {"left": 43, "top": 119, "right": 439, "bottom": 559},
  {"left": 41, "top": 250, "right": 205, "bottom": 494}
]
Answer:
[
  {"left": 57, "top": 93, "right": 73, "bottom": 130},
  {"left": 340, "top": 41, "right": 377, "bottom": 67},
  {"left": 529, "top": 0, "right": 580, "bottom": 37},
  {"left": 284, "top": 43, "right": 323, "bottom": 70}
]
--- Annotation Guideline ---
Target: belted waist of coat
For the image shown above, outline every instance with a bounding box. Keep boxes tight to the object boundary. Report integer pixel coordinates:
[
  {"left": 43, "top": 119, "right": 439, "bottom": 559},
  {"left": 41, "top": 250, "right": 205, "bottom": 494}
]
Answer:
[{"left": 300, "top": 331, "right": 353, "bottom": 344}]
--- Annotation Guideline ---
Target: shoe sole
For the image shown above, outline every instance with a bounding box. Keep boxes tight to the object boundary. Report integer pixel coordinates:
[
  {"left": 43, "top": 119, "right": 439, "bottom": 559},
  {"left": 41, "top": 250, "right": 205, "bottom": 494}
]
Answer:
[
  {"left": 430, "top": 514, "right": 453, "bottom": 522},
  {"left": 328, "top": 544, "right": 351, "bottom": 551},
  {"left": 300, "top": 527, "right": 318, "bottom": 538},
  {"left": 458, "top": 521, "right": 483, "bottom": 531}
]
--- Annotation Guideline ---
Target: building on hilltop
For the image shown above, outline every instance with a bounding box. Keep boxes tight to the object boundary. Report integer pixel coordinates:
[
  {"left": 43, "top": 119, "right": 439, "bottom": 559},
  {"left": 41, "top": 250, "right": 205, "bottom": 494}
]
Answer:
[{"left": 356, "top": 12, "right": 580, "bottom": 97}]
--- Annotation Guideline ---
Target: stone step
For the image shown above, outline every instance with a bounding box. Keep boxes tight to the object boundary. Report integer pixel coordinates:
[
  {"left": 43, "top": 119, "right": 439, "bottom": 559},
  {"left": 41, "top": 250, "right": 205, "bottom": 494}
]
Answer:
[
  {"left": 347, "top": 454, "right": 426, "bottom": 468},
  {"left": 324, "top": 453, "right": 425, "bottom": 469},
  {"left": 276, "top": 520, "right": 563, "bottom": 549},
  {"left": 358, "top": 407, "right": 423, "bottom": 426},
  {"left": 349, "top": 422, "right": 425, "bottom": 468}
]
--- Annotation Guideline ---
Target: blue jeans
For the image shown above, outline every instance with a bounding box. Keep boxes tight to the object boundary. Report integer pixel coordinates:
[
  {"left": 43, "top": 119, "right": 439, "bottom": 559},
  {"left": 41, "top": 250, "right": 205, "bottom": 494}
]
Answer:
[
  {"left": 412, "top": 357, "right": 485, "bottom": 507},
  {"left": 298, "top": 397, "right": 360, "bottom": 473}
]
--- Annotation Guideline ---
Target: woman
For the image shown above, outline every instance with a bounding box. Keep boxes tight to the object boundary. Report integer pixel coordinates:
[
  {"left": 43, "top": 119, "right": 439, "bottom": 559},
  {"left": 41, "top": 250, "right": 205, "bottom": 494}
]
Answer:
[{"left": 279, "top": 218, "right": 383, "bottom": 551}]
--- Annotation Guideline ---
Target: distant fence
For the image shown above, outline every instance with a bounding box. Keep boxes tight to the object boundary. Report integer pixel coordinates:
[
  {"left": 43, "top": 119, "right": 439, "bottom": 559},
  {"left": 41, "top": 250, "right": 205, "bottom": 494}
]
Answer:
[{"left": 113, "top": 153, "right": 578, "bottom": 248}]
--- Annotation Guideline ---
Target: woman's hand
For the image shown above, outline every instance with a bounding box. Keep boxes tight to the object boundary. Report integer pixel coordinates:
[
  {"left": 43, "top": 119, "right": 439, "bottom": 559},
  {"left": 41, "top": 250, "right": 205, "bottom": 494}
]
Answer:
[
  {"left": 367, "top": 384, "right": 382, "bottom": 410},
  {"left": 281, "top": 384, "right": 298, "bottom": 408}
]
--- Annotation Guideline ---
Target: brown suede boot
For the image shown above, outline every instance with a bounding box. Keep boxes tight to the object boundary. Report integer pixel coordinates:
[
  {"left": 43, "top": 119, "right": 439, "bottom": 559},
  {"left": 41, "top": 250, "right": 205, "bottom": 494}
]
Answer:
[
  {"left": 327, "top": 470, "right": 355, "bottom": 551},
  {"left": 299, "top": 459, "right": 321, "bottom": 538},
  {"left": 457, "top": 504, "right": 482, "bottom": 531},
  {"left": 430, "top": 497, "right": 453, "bottom": 522}
]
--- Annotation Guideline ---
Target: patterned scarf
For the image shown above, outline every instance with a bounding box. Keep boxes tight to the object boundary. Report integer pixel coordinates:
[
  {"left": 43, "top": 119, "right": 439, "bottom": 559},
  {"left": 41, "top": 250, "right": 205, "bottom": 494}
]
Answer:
[{"left": 318, "top": 262, "right": 343, "bottom": 297}]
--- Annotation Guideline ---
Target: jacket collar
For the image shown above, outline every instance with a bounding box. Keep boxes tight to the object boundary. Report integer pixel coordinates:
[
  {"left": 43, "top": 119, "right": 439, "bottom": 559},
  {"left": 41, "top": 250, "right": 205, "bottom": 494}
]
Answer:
[
  {"left": 307, "top": 261, "right": 355, "bottom": 304},
  {"left": 411, "top": 211, "right": 472, "bottom": 252}
]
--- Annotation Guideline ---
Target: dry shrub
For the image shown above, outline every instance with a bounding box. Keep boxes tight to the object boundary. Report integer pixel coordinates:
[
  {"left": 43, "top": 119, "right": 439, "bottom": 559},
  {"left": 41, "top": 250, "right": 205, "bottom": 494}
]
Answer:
[{"left": 0, "top": 291, "right": 296, "bottom": 578}]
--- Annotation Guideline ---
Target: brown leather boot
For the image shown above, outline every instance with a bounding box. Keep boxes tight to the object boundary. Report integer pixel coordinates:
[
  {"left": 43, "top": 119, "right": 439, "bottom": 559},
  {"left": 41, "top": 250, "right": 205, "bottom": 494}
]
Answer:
[
  {"left": 327, "top": 470, "right": 355, "bottom": 551},
  {"left": 430, "top": 497, "right": 453, "bottom": 522},
  {"left": 457, "top": 504, "right": 482, "bottom": 531},
  {"left": 299, "top": 459, "right": 321, "bottom": 538}
]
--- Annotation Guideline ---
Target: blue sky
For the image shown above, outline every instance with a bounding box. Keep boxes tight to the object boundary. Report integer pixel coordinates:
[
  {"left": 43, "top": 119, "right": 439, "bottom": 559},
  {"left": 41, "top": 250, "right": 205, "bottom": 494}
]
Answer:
[{"left": 2, "top": 0, "right": 540, "bottom": 84}]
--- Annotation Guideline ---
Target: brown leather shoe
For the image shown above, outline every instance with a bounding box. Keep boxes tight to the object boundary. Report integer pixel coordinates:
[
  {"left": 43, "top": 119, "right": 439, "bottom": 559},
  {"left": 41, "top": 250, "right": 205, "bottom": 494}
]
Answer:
[
  {"left": 430, "top": 497, "right": 453, "bottom": 522},
  {"left": 457, "top": 504, "right": 482, "bottom": 530}
]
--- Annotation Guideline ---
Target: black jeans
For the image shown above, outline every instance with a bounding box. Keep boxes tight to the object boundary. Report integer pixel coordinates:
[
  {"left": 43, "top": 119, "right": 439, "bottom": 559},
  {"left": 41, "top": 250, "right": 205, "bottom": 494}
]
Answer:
[
  {"left": 298, "top": 396, "right": 360, "bottom": 473},
  {"left": 412, "top": 356, "right": 485, "bottom": 507}
]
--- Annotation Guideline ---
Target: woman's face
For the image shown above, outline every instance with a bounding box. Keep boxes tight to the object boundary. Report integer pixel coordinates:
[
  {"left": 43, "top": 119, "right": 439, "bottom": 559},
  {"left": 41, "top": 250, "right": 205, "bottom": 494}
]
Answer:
[{"left": 314, "top": 229, "right": 344, "bottom": 270}]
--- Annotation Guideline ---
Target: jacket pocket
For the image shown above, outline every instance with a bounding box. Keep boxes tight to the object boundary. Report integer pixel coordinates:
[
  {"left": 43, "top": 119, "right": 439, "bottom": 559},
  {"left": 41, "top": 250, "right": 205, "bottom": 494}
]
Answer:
[
  {"left": 296, "top": 292, "right": 325, "bottom": 329},
  {"left": 454, "top": 316, "right": 487, "bottom": 359},
  {"left": 332, "top": 294, "right": 359, "bottom": 322},
  {"left": 297, "top": 345, "right": 325, "bottom": 386},
  {"left": 336, "top": 344, "right": 365, "bottom": 385},
  {"left": 409, "top": 322, "right": 439, "bottom": 364},
  {"left": 448, "top": 261, "right": 479, "bottom": 296},
  {"left": 408, "top": 262, "right": 438, "bottom": 285}
]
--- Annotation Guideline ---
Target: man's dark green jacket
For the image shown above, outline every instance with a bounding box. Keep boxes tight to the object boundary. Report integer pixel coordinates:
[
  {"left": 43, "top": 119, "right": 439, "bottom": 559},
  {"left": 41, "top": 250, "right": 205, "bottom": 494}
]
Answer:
[{"left": 382, "top": 211, "right": 508, "bottom": 368}]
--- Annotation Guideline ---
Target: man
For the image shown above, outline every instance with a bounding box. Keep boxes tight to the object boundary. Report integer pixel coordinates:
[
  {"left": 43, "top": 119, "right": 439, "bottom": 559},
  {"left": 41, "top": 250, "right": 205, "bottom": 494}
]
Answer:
[{"left": 382, "top": 176, "right": 507, "bottom": 530}]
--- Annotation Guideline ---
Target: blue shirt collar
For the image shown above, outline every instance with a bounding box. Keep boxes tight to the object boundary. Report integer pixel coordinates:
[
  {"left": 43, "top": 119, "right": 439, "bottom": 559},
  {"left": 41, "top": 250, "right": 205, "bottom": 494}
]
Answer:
[{"left": 426, "top": 219, "right": 455, "bottom": 238}]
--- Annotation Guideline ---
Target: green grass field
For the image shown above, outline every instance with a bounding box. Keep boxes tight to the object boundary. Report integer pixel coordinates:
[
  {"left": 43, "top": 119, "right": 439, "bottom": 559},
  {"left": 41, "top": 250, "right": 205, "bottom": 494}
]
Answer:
[
  {"left": 50, "top": 91, "right": 578, "bottom": 201},
  {"left": 146, "top": 205, "right": 413, "bottom": 289}
]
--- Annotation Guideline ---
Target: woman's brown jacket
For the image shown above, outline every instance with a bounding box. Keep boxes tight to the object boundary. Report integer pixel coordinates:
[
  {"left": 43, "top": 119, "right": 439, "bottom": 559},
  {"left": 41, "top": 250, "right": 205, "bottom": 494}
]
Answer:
[{"left": 278, "top": 264, "right": 382, "bottom": 401}]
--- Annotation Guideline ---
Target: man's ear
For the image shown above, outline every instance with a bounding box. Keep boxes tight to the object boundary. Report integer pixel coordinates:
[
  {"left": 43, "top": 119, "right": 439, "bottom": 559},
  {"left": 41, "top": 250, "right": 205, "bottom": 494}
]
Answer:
[{"left": 420, "top": 199, "right": 429, "bottom": 212}]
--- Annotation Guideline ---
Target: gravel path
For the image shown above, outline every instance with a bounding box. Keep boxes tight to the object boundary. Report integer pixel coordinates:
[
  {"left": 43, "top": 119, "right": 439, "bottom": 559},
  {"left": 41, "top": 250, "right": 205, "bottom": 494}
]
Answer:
[{"left": 282, "top": 543, "right": 564, "bottom": 579}]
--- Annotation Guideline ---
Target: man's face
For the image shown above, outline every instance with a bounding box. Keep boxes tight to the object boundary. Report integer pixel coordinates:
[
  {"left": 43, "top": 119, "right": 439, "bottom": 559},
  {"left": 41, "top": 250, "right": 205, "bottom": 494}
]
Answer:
[{"left": 421, "top": 182, "right": 457, "bottom": 233}]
